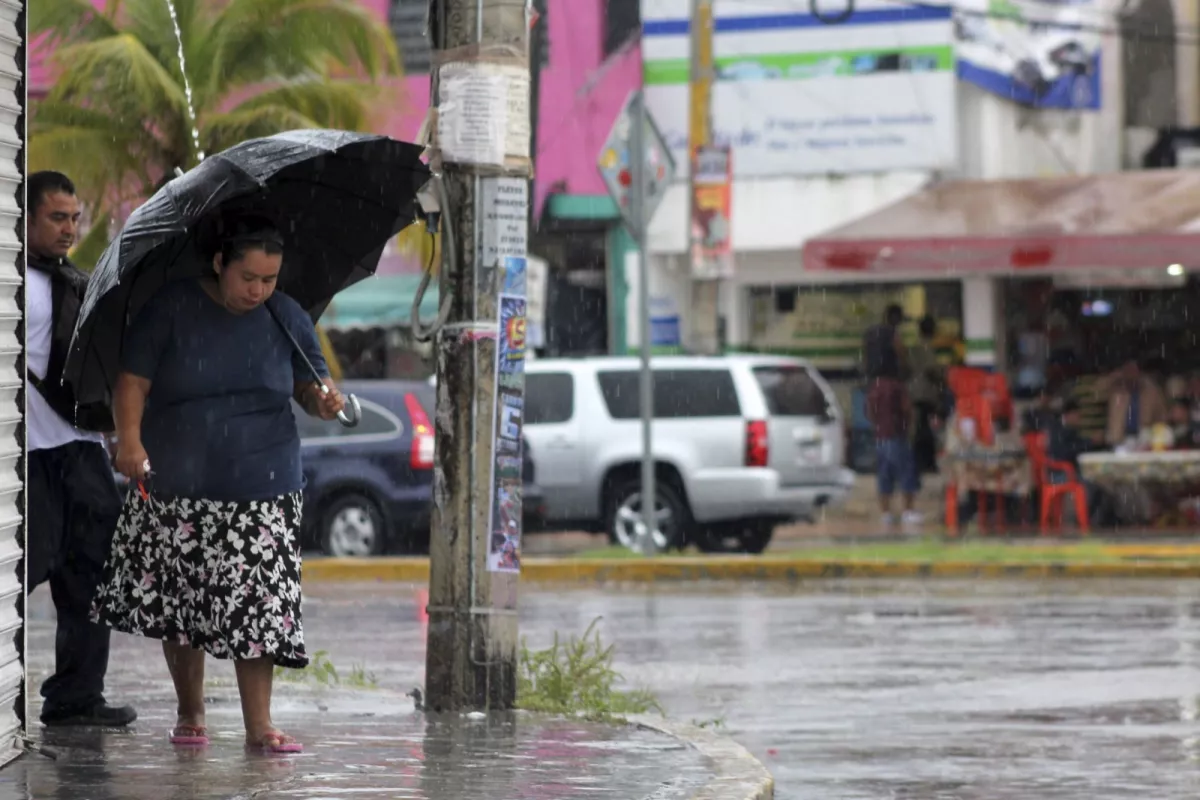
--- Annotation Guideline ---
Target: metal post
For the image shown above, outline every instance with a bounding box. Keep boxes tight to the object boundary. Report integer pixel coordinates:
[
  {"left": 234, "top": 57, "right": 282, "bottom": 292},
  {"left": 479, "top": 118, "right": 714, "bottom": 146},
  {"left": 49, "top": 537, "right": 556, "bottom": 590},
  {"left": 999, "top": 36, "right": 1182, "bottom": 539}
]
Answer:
[
  {"left": 629, "top": 91, "right": 657, "bottom": 556},
  {"left": 425, "top": 0, "right": 528, "bottom": 713},
  {"left": 688, "top": 0, "right": 718, "bottom": 355}
]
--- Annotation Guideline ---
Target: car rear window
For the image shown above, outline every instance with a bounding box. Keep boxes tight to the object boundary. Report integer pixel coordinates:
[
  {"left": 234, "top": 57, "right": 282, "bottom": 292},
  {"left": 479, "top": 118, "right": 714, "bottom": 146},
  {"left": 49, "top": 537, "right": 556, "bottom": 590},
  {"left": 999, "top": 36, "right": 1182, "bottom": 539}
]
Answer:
[
  {"left": 597, "top": 369, "right": 741, "bottom": 419},
  {"left": 526, "top": 372, "right": 574, "bottom": 424},
  {"left": 753, "top": 366, "right": 829, "bottom": 417}
]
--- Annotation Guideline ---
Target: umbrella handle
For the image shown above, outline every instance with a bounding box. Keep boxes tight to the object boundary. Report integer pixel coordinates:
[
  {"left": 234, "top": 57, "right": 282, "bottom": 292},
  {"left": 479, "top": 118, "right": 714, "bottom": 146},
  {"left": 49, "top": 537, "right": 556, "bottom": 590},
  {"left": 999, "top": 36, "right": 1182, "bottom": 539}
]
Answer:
[{"left": 321, "top": 384, "right": 361, "bottom": 428}]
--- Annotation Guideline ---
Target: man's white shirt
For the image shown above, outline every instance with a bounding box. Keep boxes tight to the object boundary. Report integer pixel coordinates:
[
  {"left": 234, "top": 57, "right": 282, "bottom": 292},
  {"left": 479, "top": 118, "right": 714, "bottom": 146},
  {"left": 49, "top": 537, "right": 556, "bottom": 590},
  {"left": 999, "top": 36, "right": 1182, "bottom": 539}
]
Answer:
[{"left": 26, "top": 268, "right": 104, "bottom": 451}]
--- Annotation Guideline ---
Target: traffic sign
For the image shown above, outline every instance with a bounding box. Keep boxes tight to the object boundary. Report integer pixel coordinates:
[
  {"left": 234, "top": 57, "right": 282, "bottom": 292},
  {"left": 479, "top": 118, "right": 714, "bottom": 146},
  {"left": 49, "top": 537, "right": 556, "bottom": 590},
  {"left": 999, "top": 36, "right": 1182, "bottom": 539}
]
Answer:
[{"left": 597, "top": 91, "right": 675, "bottom": 234}]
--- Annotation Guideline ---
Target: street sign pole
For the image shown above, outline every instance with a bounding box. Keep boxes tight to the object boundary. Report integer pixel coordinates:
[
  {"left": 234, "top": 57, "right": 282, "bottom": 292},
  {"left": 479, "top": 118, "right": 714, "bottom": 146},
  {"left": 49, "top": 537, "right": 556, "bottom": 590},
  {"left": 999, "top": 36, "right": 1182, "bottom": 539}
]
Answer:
[
  {"left": 629, "top": 92, "right": 655, "bottom": 556},
  {"left": 596, "top": 91, "right": 675, "bottom": 555}
]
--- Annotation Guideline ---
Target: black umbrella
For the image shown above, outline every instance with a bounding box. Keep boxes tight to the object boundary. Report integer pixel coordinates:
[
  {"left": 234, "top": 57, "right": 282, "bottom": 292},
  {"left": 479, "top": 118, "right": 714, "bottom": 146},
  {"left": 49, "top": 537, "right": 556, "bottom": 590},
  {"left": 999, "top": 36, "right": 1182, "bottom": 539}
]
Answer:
[{"left": 65, "top": 129, "right": 431, "bottom": 427}]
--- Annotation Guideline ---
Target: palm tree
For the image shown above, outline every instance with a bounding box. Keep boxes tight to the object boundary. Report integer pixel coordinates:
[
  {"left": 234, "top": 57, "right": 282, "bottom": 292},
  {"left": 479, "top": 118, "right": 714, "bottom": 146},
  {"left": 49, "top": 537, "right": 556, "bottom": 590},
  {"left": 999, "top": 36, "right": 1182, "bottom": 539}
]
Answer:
[{"left": 30, "top": 0, "right": 403, "bottom": 261}]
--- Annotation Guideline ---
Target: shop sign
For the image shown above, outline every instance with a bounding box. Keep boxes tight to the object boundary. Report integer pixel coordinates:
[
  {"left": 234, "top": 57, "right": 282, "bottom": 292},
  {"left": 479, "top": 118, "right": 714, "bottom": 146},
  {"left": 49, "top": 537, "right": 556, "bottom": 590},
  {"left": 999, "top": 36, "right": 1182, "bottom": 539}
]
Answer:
[{"left": 641, "top": 0, "right": 958, "bottom": 176}]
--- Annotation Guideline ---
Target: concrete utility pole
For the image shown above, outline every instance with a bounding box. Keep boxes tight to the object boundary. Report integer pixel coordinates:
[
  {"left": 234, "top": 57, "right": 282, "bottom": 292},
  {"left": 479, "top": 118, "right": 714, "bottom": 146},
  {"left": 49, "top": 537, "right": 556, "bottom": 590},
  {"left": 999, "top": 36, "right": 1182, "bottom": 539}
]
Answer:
[
  {"left": 687, "top": 0, "right": 719, "bottom": 353},
  {"left": 425, "top": 0, "right": 531, "bottom": 712}
]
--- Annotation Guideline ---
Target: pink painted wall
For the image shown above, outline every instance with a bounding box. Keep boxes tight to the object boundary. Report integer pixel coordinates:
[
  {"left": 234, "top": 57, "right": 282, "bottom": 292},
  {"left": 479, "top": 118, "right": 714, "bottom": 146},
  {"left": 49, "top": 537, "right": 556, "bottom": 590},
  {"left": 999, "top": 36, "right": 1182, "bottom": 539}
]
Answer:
[
  {"left": 533, "top": 9, "right": 642, "bottom": 214},
  {"left": 29, "top": 0, "right": 639, "bottom": 225}
]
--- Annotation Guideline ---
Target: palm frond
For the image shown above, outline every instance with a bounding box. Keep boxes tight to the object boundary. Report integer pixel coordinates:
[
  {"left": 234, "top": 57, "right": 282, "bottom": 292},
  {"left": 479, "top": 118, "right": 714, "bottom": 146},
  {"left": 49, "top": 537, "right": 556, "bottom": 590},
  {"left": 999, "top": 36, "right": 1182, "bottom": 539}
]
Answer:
[
  {"left": 29, "top": 0, "right": 119, "bottom": 47},
  {"left": 202, "top": 0, "right": 400, "bottom": 102},
  {"left": 121, "top": 0, "right": 209, "bottom": 92},
  {"left": 200, "top": 106, "right": 321, "bottom": 154},
  {"left": 49, "top": 34, "right": 190, "bottom": 126},
  {"left": 231, "top": 80, "right": 381, "bottom": 133},
  {"left": 30, "top": 102, "right": 158, "bottom": 203}
]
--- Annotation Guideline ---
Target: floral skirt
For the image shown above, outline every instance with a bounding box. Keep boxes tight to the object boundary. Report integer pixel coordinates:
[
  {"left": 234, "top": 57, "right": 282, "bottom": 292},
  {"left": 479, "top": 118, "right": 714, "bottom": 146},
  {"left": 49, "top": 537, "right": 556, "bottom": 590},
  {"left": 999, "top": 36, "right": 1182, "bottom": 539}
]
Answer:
[{"left": 91, "top": 489, "right": 308, "bottom": 668}]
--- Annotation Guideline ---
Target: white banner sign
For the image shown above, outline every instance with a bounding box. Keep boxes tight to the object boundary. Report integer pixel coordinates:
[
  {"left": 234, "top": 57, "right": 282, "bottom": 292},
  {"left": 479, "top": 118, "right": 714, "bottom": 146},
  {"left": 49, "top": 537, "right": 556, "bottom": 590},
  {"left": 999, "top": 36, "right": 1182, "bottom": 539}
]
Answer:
[{"left": 641, "top": 0, "right": 958, "bottom": 177}]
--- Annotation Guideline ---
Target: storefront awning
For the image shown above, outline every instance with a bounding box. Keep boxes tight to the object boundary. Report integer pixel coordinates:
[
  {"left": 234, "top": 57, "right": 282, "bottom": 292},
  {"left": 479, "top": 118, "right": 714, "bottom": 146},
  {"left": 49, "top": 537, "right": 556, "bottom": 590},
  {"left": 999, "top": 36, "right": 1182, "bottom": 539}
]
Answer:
[
  {"left": 319, "top": 274, "right": 440, "bottom": 330},
  {"left": 802, "top": 170, "right": 1200, "bottom": 274}
]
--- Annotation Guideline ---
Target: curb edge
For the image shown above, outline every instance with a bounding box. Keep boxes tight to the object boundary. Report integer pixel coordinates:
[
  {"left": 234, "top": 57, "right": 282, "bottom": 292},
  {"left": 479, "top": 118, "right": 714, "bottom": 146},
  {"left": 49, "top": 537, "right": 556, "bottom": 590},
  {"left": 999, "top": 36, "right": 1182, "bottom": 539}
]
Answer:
[
  {"left": 631, "top": 716, "right": 774, "bottom": 800},
  {"left": 302, "top": 556, "right": 1200, "bottom": 583}
]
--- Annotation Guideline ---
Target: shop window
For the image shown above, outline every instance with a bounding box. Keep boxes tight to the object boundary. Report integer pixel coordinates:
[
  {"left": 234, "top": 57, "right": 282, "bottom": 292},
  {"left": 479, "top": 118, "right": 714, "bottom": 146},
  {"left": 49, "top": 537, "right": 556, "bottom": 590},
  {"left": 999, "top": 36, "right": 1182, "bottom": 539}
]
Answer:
[
  {"left": 390, "top": 0, "right": 432, "bottom": 74},
  {"left": 604, "top": 0, "right": 640, "bottom": 56}
]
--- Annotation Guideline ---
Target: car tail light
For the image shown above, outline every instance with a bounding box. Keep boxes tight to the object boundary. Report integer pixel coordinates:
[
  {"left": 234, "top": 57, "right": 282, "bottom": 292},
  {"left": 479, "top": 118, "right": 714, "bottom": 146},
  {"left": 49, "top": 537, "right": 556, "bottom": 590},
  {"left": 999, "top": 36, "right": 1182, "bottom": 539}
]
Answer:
[
  {"left": 405, "top": 393, "right": 435, "bottom": 469},
  {"left": 745, "top": 421, "right": 768, "bottom": 467}
]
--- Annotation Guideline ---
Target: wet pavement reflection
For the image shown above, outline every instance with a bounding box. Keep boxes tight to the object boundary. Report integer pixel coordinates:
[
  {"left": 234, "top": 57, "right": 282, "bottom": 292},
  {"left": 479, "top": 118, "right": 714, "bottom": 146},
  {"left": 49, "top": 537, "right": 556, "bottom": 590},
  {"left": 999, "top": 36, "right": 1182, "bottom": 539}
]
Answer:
[
  {"left": 18, "top": 578, "right": 1200, "bottom": 799},
  {"left": 14, "top": 590, "right": 712, "bottom": 799}
]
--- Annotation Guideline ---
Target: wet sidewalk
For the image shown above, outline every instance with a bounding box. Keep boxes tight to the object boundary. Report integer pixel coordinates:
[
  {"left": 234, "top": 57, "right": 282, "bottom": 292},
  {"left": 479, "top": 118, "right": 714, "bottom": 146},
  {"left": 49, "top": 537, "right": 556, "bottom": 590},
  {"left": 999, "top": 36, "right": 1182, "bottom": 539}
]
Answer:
[{"left": 6, "top": 593, "right": 716, "bottom": 800}]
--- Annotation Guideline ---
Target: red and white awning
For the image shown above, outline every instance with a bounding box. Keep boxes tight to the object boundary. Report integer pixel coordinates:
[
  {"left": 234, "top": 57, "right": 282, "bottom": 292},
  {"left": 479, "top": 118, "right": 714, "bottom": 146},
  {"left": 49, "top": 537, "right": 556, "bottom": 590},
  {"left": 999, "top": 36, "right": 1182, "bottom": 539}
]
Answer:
[{"left": 802, "top": 170, "right": 1200, "bottom": 274}]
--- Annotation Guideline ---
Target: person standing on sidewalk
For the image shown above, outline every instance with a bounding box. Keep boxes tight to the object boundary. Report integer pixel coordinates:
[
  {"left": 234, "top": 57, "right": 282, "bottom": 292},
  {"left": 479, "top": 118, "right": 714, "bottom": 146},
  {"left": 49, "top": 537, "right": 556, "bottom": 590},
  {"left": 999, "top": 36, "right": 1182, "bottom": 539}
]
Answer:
[
  {"left": 863, "top": 305, "right": 921, "bottom": 530},
  {"left": 25, "top": 171, "right": 137, "bottom": 727},
  {"left": 95, "top": 212, "right": 346, "bottom": 754},
  {"left": 908, "top": 315, "right": 945, "bottom": 474}
]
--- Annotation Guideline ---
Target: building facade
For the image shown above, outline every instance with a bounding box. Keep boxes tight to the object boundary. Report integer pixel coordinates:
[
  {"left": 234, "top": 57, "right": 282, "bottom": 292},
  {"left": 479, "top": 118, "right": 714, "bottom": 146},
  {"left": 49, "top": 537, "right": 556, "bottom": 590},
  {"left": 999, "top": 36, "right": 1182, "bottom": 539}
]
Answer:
[{"left": 630, "top": 0, "right": 1200, "bottom": 393}]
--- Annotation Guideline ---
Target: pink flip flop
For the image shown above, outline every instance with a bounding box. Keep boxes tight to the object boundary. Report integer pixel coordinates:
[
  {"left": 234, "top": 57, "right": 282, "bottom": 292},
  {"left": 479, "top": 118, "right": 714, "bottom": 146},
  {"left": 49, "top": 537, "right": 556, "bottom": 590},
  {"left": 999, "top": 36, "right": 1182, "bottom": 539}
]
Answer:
[
  {"left": 249, "top": 731, "right": 303, "bottom": 754},
  {"left": 169, "top": 724, "right": 209, "bottom": 746}
]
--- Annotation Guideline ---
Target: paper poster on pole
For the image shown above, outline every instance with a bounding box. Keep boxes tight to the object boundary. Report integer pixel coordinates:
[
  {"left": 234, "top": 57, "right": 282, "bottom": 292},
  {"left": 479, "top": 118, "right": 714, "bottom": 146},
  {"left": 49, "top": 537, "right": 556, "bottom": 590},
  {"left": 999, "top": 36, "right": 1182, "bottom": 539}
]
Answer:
[
  {"left": 690, "top": 145, "right": 733, "bottom": 279},
  {"left": 488, "top": 259, "right": 527, "bottom": 574}
]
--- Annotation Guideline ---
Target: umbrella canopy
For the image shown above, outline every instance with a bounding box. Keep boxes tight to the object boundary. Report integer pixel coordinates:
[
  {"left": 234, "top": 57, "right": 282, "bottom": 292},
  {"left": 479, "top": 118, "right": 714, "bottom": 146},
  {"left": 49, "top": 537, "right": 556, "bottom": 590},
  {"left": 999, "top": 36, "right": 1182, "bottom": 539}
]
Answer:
[{"left": 65, "top": 129, "right": 430, "bottom": 408}]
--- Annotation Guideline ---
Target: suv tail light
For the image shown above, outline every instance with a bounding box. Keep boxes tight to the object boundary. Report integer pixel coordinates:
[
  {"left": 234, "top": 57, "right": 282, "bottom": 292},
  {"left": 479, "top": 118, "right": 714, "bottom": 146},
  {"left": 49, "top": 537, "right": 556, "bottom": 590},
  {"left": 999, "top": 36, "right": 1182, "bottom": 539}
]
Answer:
[
  {"left": 745, "top": 420, "right": 768, "bottom": 467},
  {"left": 404, "top": 393, "right": 435, "bottom": 469}
]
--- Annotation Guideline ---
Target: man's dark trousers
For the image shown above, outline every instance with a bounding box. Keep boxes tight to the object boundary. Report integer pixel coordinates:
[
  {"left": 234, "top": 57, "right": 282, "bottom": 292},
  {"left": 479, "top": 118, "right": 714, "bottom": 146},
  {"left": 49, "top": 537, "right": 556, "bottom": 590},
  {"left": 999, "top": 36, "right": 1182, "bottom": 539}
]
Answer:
[{"left": 27, "top": 440, "right": 121, "bottom": 721}]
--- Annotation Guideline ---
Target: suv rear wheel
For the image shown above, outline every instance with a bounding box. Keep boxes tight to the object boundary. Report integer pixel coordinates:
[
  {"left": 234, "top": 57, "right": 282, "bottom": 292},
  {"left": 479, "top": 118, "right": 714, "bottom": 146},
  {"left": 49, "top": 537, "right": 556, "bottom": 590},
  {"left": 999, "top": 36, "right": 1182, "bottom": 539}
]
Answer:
[
  {"left": 605, "top": 477, "right": 690, "bottom": 552},
  {"left": 321, "top": 493, "right": 386, "bottom": 557},
  {"left": 696, "top": 520, "right": 775, "bottom": 554}
]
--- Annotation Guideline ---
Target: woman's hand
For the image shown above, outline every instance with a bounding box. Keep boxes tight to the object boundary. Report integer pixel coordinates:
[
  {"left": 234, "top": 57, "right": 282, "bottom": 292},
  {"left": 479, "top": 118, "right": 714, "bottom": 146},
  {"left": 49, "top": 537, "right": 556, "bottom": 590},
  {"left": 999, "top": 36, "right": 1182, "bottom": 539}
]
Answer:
[
  {"left": 114, "top": 439, "right": 151, "bottom": 481},
  {"left": 312, "top": 378, "right": 346, "bottom": 421}
]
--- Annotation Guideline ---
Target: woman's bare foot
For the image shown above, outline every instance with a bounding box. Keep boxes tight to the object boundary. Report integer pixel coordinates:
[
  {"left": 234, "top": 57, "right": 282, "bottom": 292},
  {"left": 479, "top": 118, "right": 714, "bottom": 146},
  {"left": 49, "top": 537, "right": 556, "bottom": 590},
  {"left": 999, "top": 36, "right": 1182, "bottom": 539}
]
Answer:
[
  {"left": 246, "top": 728, "right": 303, "bottom": 753},
  {"left": 170, "top": 715, "right": 209, "bottom": 746}
]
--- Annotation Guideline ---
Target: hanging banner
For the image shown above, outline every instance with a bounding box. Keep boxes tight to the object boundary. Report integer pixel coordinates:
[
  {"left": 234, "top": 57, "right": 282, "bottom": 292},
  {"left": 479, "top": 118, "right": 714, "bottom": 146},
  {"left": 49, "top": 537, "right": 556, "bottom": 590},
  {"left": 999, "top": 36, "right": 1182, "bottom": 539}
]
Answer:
[
  {"left": 641, "top": 0, "right": 958, "bottom": 176},
  {"left": 488, "top": 256, "right": 528, "bottom": 574},
  {"left": 691, "top": 144, "right": 733, "bottom": 279},
  {"left": 955, "top": 0, "right": 1102, "bottom": 110}
]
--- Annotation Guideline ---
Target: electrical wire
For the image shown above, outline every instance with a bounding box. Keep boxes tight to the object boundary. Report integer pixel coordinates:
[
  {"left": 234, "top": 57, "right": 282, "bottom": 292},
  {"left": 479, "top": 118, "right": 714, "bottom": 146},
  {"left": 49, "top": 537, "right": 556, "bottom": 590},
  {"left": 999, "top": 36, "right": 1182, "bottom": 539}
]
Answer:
[{"left": 410, "top": 176, "right": 455, "bottom": 343}]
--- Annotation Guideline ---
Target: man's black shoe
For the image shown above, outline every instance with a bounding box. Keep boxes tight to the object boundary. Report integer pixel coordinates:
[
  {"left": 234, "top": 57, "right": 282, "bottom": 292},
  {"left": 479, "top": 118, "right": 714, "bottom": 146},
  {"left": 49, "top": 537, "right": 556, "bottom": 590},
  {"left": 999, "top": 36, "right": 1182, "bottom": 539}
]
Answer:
[{"left": 42, "top": 703, "right": 137, "bottom": 727}]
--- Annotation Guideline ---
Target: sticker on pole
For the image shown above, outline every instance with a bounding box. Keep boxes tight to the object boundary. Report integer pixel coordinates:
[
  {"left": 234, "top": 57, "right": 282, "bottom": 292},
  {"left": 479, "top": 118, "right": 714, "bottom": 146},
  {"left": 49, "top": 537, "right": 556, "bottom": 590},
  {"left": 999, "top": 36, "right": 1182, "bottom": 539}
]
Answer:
[{"left": 487, "top": 261, "right": 528, "bottom": 574}]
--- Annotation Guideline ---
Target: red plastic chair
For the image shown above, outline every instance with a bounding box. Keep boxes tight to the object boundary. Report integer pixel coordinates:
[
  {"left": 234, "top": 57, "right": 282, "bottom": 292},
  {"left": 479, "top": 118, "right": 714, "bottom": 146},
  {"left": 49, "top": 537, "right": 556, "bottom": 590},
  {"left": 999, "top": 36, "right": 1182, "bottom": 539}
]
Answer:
[
  {"left": 1023, "top": 432, "right": 1090, "bottom": 535},
  {"left": 948, "top": 367, "right": 1013, "bottom": 424}
]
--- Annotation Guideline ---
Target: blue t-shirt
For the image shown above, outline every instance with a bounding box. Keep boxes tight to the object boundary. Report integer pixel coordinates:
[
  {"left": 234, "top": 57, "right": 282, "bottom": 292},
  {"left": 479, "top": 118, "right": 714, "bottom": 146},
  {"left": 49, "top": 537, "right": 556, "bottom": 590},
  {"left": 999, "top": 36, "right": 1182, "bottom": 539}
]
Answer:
[{"left": 122, "top": 280, "right": 328, "bottom": 502}]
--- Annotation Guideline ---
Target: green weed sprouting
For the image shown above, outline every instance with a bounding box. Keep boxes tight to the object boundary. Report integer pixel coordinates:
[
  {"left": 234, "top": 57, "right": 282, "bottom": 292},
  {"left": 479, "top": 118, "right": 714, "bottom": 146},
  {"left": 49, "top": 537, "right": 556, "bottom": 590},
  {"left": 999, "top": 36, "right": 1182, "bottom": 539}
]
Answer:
[
  {"left": 274, "top": 650, "right": 378, "bottom": 689},
  {"left": 516, "top": 617, "right": 663, "bottom": 722}
]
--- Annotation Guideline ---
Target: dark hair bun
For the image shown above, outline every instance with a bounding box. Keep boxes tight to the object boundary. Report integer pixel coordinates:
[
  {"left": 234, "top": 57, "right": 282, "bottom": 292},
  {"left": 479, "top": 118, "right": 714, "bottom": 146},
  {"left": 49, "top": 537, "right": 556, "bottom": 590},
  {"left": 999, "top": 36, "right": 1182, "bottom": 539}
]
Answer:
[{"left": 202, "top": 209, "right": 285, "bottom": 267}]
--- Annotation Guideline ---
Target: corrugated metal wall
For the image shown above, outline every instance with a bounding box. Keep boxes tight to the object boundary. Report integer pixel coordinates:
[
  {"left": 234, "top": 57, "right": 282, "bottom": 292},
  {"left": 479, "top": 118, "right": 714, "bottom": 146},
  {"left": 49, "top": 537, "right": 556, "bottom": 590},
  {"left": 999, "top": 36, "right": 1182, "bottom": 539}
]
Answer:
[{"left": 0, "top": 0, "right": 23, "bottom": 769}]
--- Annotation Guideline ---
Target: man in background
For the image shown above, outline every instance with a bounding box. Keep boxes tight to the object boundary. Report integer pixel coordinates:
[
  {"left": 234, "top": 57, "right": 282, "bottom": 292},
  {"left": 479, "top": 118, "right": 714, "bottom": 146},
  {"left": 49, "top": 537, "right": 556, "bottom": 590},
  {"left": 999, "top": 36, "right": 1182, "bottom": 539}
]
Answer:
[
  {"left": 864, "top": 305, "right": 920, "bottom": 529},
  {"left": 1048, "top": 400, "right": 1116, "bottom": 528},
  {"left": 1105, "top": 359, "right": 1167, "bottom": 446},
  {"left": 25, "top": 171, "right": 136, "bottom": 727}
]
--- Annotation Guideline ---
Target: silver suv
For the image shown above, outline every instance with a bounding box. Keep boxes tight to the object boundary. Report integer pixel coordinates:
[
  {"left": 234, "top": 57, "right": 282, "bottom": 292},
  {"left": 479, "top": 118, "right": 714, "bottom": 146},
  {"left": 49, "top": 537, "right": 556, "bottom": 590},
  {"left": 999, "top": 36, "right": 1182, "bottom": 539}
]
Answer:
[{"left": 524, "top": 355, "right": 854, "bottom": 553}]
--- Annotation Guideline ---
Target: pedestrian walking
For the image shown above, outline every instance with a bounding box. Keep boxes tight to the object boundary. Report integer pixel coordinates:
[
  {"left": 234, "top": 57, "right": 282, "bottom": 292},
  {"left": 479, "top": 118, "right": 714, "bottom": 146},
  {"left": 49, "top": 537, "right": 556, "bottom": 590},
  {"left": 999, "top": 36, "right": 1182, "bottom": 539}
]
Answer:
[
  {"left": 93, "top": 212, "right": 347, "bottom": 753},
  {"left": 863, "top": 304, "right": 921, "bottom": 530},
  {"left": 25, "top": 171, "right": 137, "bottom": 727}
]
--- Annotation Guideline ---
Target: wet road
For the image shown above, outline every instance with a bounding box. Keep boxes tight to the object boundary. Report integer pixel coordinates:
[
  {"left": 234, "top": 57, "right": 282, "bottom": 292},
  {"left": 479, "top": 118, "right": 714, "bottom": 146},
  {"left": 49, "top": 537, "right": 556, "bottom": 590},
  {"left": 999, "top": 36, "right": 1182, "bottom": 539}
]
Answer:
[
  {"left": 300, "top": 579, "right": 1200, "bottom": 799},
  {"left": 26, "top": 579, "right": 1200, "bottom": 798}
]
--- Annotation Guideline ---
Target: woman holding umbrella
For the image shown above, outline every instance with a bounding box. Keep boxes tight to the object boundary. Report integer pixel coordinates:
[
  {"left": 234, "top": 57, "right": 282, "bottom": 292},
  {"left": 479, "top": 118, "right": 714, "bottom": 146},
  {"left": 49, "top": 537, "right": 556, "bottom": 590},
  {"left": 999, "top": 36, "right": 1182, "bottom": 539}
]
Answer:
[
  {"left": 67, "top": 130, "right": 430, "bottom": 753},
  {"left": 95, "top": 211, "right": 345, "bottom": 754}
]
